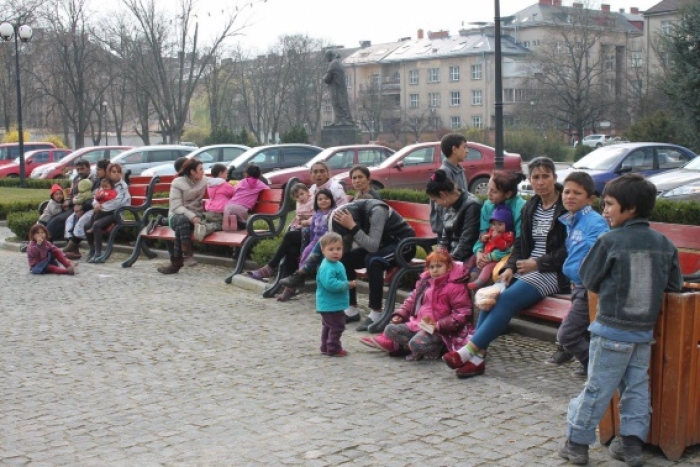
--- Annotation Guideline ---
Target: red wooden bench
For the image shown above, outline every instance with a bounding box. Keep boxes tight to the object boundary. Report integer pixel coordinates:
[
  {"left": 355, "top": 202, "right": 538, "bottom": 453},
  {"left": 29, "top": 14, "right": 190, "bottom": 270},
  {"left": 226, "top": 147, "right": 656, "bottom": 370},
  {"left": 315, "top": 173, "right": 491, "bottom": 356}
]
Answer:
[
  {"left": 121, "top": 176, "right": 298, "bottom": 282},
  {"left": 519, "top": 221, "right": 700, "bottom": 325}
]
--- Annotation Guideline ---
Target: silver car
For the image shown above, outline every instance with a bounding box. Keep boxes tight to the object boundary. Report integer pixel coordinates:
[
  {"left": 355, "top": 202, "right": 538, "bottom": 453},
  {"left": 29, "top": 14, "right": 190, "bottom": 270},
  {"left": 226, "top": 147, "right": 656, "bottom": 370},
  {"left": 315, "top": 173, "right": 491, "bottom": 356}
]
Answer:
[
  {"left": 110, "top": 145, "right": 195, "bottom": 176},
  {"left": 141, "top": 144, "right": 250, "bottom": 177}
]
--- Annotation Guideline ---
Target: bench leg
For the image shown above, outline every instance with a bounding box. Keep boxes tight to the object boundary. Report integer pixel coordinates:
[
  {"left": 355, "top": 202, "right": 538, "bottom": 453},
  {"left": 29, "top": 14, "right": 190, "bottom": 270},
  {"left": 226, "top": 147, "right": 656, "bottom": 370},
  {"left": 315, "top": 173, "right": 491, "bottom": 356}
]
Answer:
[
  {"left": 224, "top": 238, "right": 256, "bottom": 284},
  {"left": 141, "top": 241, "right": 158, "bottom": 259},
  {"left": 368, "top": 267, "right": 417, "bottom": 334},
  {"left": 96, "top": 224, "right": 120, "bottom": 262},
  {"left": 121, "top": 231, "right": 145, "bottom": 268}
]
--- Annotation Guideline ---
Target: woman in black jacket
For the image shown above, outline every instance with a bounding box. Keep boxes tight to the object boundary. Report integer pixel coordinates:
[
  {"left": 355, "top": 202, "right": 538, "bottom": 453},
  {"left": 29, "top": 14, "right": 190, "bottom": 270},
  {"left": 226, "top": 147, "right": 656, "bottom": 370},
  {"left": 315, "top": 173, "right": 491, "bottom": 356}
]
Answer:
[
  {"left": 425, "top": 169, "right": 482, "bottom": 262},
  {"left": 442, "top": 157, "right": 568, "bottom": 378}
]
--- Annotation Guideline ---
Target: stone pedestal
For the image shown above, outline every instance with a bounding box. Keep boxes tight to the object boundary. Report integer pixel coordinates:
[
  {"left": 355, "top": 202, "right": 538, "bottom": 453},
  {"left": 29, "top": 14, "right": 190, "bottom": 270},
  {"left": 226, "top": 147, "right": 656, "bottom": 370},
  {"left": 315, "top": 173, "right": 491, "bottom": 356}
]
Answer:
[{"left": 320, "top": 125, "right": 361, "bottom": 147}]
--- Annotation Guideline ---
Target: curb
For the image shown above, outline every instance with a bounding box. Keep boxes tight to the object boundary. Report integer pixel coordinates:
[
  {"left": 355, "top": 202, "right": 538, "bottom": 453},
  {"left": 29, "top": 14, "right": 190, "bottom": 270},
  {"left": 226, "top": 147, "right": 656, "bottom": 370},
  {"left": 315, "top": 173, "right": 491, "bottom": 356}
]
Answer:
[{"left": 1, "top": 231, "right": 557, "bottom": 343}]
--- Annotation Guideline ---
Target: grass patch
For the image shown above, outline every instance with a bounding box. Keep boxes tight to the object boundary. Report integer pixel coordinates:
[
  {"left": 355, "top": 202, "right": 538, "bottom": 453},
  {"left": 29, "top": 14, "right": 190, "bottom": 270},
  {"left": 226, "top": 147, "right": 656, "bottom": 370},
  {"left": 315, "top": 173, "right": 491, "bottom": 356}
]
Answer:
[{"left": 0, "top": 187, "right": 49, "bottom": 204}]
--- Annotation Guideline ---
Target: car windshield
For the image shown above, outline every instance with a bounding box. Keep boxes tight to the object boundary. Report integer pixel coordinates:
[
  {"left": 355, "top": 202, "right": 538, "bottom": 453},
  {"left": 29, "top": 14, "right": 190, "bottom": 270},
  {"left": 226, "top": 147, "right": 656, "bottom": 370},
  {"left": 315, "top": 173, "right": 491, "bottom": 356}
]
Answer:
[
  {"left": 229, "top": 148, "right": 260, "bottom": 168},
  {"left": 192, "top": 150, "right": 216, "bottom": 163},
  {"left": 572, "top": 147, "right": 627, "bottom": 170},
  {"left": 377, "top": 146, "right": 429, "bottom": 168}
]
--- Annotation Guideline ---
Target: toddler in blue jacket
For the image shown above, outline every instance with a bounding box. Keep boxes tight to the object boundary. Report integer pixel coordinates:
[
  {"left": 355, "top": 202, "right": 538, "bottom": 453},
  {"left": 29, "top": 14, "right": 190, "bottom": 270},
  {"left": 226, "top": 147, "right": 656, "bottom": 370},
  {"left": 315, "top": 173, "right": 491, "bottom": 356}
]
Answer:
[{"left": 316, "top": 232, "right": 356, "bottom": 357}]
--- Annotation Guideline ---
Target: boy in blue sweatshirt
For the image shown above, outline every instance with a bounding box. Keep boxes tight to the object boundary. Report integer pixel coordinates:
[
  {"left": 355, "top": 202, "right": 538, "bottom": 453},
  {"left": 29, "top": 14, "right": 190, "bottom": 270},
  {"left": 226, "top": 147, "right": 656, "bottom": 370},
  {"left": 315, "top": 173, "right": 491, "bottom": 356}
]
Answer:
[
  {"left": 559, "top": 174, "right": 683, "bottom": 466},
  {"left": 316, "top": 232, "right": 356, "bottom": 357},
  {"left": 555, "top": 172, "right": 609, "bottom": 377}
]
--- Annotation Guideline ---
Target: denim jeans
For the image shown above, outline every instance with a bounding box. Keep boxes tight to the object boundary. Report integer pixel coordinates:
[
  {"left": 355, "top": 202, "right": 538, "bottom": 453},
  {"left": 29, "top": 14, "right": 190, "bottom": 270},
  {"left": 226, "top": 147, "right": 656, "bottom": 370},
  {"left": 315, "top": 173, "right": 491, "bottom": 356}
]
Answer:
[{"left": 566, "top": 335, "right": 652, "bottom": 445}]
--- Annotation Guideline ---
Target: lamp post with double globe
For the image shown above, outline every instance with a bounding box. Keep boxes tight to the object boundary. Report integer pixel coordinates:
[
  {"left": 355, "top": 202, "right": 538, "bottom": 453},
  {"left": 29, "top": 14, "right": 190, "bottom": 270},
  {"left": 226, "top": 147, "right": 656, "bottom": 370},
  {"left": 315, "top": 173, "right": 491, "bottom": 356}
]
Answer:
[
  {"left": 0, "top": 22, "right": 33, "bottom": 187},
  {"left": 102, "top": 101, "right": 109, "bottom": 145},
  {"left": 493, "top": 0, "right": 504, "bottom": 169}
]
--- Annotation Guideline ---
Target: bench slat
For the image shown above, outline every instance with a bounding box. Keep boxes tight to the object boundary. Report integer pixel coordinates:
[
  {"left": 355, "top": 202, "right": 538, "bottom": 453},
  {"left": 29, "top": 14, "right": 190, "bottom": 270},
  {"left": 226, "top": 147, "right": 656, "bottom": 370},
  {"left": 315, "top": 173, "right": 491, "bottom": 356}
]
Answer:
[{"left": 520, "top": 297, "right": 571, "bottom": 322}]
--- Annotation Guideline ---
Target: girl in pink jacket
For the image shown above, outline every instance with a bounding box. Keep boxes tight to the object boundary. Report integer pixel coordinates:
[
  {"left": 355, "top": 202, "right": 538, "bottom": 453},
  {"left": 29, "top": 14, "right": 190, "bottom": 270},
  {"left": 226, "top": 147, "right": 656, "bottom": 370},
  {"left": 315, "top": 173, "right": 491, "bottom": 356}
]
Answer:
[
  {"left": 360, "top": 250, "right": 473, "bottom": 361},
  {"left": 222, "top": 164, "right": 269, "bottom": 231}
]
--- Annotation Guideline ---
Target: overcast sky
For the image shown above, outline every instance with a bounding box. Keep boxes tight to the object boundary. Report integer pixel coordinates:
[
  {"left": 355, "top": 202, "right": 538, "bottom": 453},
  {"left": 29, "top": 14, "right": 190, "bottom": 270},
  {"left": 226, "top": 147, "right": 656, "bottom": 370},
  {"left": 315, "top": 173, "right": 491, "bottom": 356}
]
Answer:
[{"left": 195, "top": 0, "right": 659, "bottom": 53}]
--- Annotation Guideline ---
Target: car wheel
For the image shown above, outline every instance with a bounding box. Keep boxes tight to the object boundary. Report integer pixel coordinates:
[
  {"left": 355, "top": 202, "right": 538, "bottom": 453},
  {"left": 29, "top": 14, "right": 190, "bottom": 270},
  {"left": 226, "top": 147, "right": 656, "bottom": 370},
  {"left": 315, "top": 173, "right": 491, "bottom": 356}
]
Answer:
[
  {"left": 596, "top": 143, "right": 602, "bottom": 148},
  {"left": 6, "top": 174, "right": 19, "bottom": 178},
  {"left": 469, "top": 176, "right": 490, "bottom": 196}
]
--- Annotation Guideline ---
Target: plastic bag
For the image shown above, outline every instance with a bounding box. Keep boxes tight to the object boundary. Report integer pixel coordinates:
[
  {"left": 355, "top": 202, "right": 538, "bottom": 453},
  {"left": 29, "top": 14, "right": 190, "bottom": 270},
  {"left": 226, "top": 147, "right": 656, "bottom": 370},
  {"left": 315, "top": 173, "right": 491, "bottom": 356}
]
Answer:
[{"left": 474, "top": 282, "right": 507, "bottom": 311}]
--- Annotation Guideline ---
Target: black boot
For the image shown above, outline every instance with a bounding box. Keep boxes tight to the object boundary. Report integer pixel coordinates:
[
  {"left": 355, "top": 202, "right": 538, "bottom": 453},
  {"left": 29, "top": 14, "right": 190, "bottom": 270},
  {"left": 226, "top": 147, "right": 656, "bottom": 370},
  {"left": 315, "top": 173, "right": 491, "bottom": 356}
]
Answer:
[
  {"left": 280, "top": 271, "right": 306, "bottom": 288},
  {"left": 157, "top": 256, "right": 184, "bottom": 274}
]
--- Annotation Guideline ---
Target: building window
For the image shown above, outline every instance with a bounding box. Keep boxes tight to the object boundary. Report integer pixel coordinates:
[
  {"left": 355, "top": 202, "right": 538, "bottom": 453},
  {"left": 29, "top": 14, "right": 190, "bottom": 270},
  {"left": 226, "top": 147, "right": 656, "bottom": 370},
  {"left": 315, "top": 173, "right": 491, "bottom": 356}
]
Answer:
[
  {"left": 409, "top": 94, "right": 419, "bottom": 108},
  {"left": 449, "top": 66, "right": 460, "bottom": 81},
  {"left": 660, "top": 20, "right": 672, "bottom": 35},
  {"left": 428, "top": 68, "right": 440, "bottom": 83},
  {"left": 556, "top": 41, "right": 565, "bottom": 54},
  {"left": 472, "top": 115, "right": 483, "bottom": 128},
  {"left": 324, "top": 121, "right": 333, "bottom": 127},
  {"left": 409, "top": 69, "right": 419, "bottom": 85},
  {"left": 430, "top": 117, "right": 441, "bottom": 131},
  {"left": 429, "top": 92, "right": 441, "bottom": 107},
  {"left": 521, "top": 41, "right": 530, "bottom": 49},
  {"left": 472, "top": 90, "right": 483, "bottom": 105},
  {"left": 632, "top": 80, "right": 642, "bottom": 95},
  {"left": 391, "top": 71, "right": 400, "bottom": 83},
  {"left": 503, "top": 88, "right": 514, "bottom": 102},
  {"left": 370, "top": 74, "right": 380, "bottom": 87},
  {"left": 450, "top": 116, "right": 462, "bottom": 129},
  {"left": 323, "top": 103, "right": 332, "bottom": 113},
  {"left": 630, "top": 51, "right": 643, "bottom": 68},
  {"left": 345, "top": 75, "right": 352, "bottom": 89},
  {"left": 450, "top": 91, "right": 461, "bottom": 106},
  {"left": 471, "top": 64, "right": 482, "bottom": 80},
  {"left": 660, "top": 52, "right": 670, "bottom": 68},
  {"left": 605, "top": 79, "right": 615, "bottom": 94},
  {"left": 604, "top": 54, "right": 615, "bottom": 71}
]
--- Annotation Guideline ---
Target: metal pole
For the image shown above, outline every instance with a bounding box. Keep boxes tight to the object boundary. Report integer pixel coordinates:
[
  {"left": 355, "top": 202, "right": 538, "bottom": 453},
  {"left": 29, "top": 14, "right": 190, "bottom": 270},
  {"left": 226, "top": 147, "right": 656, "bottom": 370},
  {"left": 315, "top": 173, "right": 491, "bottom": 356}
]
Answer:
[
  {"left": 104, "top": 106, "right": 109, "bottom": 145},
  {"left": 494, "top": 0, "right": 504, "bottom": 169},
  {"left": 13, "top": 28, "right": 26, "bottom": 187}
]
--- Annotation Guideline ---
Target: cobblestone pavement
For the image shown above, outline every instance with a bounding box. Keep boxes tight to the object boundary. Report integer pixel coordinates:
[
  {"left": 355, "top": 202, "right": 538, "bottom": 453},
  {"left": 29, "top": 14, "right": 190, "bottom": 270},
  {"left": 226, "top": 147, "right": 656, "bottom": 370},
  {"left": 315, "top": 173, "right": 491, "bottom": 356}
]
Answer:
[{"left": 1, "top": 244, "right": 699, "bottom": 466}]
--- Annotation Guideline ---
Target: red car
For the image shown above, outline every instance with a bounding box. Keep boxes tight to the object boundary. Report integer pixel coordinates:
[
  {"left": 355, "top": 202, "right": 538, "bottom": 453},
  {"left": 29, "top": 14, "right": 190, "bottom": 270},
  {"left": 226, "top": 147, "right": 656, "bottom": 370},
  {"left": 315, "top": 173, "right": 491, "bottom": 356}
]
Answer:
[
  {"left": 332, "top": 141, "right": 523, "bottom": 195},
  {"left": 262, "top": 145, "right": 395, "bottom": 189},
  {"left": 0, "top": 148, "right": 72, "bottom": 178},
  {"left": 0, "top": 142, "right": 57, "bottom": 167},
  {"left": 30, "top": 146, "right": 132, "bottom": 179}
]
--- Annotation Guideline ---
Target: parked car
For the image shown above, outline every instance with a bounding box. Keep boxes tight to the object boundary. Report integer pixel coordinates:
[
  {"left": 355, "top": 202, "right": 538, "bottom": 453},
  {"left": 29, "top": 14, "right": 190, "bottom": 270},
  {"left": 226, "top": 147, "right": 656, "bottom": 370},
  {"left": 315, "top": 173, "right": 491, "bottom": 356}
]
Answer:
[
  {"left": 520, "top": 143, "right": 697, "bottom": 195},
  {"left": 262, "top": 145, "right": 394, "bottom": 189},
  {"left": 647, "top": 153, "right": 700, "bottom": 200},
  {"left": 226, "top": 144, "right": 323, "bottom": 181},
  {"left": 578, "top": 134, "right": 611, "bottom": 148},
  {"left": 0, "top": 148, "right": 72, "bottom": 178},
  {"left": 141, "top": 144, "right": 250, "bottom": 177},
  {"left": 0, "top": 142, "right": 57, "bottom": 167},
  {"left": 30, "top": 146, "right": 132, "bottom": 179},
  {"left": 333, "top": 141, "right": 523, "bottom": 194},
  {"left": 110, "top": 145, "right": 195, "bottom": 177}
]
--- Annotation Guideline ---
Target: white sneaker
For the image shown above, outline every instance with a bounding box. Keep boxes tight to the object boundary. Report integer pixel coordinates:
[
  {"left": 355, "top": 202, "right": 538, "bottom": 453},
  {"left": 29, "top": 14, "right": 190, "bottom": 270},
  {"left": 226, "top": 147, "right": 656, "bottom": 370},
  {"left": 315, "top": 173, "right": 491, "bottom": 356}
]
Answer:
[{"left": 194, "top": 223, "right": 207, "bottom": 242}]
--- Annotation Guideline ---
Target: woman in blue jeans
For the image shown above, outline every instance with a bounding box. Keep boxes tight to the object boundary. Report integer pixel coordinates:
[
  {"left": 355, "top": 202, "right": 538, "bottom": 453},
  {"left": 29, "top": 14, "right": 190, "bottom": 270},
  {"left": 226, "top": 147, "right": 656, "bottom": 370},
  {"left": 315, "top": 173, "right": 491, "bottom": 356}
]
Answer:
[{"left": 442, "top": 157, "right": 569, "bottom": 378}]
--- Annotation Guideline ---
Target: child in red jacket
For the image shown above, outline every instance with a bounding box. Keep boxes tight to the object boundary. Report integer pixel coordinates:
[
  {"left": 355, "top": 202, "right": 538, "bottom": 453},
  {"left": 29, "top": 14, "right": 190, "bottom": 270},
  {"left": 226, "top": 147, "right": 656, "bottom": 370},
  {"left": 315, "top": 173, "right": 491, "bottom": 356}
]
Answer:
[
  {"left": 26, "top": 224, "right": 77, "bottom": 275},
  {"left": 468, "top": 204, "right": 515, "bottom": 290}
]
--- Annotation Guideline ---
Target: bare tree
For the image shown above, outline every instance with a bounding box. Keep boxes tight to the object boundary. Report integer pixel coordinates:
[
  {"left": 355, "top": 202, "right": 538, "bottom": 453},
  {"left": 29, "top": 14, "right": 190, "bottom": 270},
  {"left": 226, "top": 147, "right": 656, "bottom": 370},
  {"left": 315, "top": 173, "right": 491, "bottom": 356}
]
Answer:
[
  {"left": 524, "top": 5, "right": 619, "bottom": 141},
  {"left": 120, "top": 0, "right": 253, "bottom": 144},
  {"left": 354, "top": 79, "right": 396, "bottom": 141},
  {"left": 402, "top": 106, "right": 434, "bottom": 143}
]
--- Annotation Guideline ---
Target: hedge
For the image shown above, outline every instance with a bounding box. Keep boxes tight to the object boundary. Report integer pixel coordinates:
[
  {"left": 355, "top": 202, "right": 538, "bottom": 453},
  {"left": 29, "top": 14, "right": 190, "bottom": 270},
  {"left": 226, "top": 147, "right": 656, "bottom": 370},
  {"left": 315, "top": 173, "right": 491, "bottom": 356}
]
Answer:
[
  {"left": 7, "top": 210, "right": 39, "bottom": 241},
  {"left": 0, "top": 201, "right": 43, "bottom": 220},
  {"left": 0, "top": 178, "right": 70, "bottom": 189}
]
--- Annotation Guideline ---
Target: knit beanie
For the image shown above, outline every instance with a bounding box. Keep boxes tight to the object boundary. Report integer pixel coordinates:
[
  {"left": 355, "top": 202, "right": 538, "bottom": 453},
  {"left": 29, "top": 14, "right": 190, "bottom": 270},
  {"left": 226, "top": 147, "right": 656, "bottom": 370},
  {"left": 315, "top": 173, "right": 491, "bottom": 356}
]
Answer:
[
  {"left": 489, "top": 204, "right": 514, "bottom": 232},
  {"left": 50, "top": 184, "right": 64, "bottom": 197},
  {"left": 78, "top": 179, "right": 92, "bottom": 193}
]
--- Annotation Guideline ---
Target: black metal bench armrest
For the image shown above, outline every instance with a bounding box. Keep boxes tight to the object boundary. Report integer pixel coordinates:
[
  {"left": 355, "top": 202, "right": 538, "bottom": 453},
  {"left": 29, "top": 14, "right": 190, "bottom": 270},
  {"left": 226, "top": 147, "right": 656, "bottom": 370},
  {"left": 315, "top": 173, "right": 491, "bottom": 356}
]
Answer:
[
  {"left": 394, "top": 236, "right": 437, "bottom": 270},
  {"left": 246, "top": 177, "right": 297, "bottom": 239}
]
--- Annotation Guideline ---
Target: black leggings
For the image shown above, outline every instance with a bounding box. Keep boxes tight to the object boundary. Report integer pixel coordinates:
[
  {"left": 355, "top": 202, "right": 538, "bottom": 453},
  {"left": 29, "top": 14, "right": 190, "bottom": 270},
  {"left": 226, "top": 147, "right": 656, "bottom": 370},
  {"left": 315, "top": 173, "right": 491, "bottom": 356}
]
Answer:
[
  {"left": 267, "top": 229, "right": 302, "bottom": 278},
  {"left": 85, "top": 212, "right": 117, "bottom": 252}
]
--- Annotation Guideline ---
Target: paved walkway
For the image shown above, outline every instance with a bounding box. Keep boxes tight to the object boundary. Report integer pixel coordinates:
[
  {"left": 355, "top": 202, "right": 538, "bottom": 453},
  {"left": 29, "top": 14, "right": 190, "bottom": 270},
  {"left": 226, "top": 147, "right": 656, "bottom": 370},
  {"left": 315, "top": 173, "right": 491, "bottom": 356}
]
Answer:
[{"left": 1, "top": 233, "right": 698, "bottom": 466}]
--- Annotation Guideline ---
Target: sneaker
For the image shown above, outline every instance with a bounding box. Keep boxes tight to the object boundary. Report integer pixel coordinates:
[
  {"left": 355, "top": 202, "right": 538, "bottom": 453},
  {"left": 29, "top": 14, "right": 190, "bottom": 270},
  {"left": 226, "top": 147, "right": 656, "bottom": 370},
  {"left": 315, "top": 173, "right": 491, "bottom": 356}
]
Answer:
[
  {"left": 193, "top": 223, "right": 207, "bottom": 242},
  {"left": 19, "top": 241, "right": 29, "bottom": 253},
  {"left": 442, "top": 350, "right": 465, "bottom": 369},
  {"left": 355, "top": 316, "right": 375, "bottom": 332},
  {"left": 608, "top": 436, "right": 644, "bottom": 467},
  {"left": 359, "top": 336, "right": 377, "bottom": 349},
  {"left": 455, "top": 360, "right": 485, "bottom": 378},
  {"left": 370, "top": 334, "right": 398, "bottom": 353},
  {"left": 279, "top": 271, "right": 306, "bottom": 288},
  {"left": 276, "top": 287, "right": 298, "bottom": 302},
  {"left": 67, "top": 264, "right": 76, "bottom": 275},
  {"left": 247, "top": 265, "right": 273, "bottom": 281},
  {"left": 545, "top": 345, "right": 574, "bottom": 365},
  {"left": 344, "top": 306, "right": 362, "bottom": 323},
  {"left": 558, "top": 438, "right": 589, "bottom": 465},
  {"left": 328, "top": 349, "right": 348, "bottom": 357}
]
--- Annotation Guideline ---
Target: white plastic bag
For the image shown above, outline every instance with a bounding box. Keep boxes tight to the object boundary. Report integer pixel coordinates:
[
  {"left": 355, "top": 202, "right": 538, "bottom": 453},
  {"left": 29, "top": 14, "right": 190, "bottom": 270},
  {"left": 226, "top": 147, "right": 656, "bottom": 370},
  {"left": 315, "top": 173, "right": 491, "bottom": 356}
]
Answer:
[{"left": 474, "top": 282, "right": 507, "bottom": 311}]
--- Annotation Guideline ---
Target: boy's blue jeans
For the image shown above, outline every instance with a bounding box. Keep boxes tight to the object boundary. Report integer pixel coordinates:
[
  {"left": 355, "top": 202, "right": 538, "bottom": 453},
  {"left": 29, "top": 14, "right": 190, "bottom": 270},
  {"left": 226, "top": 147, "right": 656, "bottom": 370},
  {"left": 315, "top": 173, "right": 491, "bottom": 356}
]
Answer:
[{"left": 567, "top": 335, "right": 652, "bottom": 445}]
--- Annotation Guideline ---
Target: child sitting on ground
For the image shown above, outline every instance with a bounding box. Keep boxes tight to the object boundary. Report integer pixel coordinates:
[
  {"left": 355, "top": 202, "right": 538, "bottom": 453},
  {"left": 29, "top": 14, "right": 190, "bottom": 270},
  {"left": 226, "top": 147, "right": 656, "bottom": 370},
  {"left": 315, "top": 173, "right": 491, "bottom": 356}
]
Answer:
[
  {"left": 277, "top": 188, "right": 336, "bottom": 302},
  {"left": 221, "top": 164, "right": 269, "bottom": 232},
  {"left": 38, "top": 184, "right": 67, "bottom": 226},
  {"left": 360, "top": 250, "right": 473, "bottom": 361},
  {"left": 467, "top": 204, "right": 515, "bottom": 290},
  {"left": 558, "top": 174, "right": 683, "bottom": 466},
  {"left": 194, "top": 163, "right": 236, "bottom": 241},
  {"left": 316, "top": 232, "right": 355, "bottom": 357},
  {"left": 26, "top": 224, "right": 77, "bottom": 275}
]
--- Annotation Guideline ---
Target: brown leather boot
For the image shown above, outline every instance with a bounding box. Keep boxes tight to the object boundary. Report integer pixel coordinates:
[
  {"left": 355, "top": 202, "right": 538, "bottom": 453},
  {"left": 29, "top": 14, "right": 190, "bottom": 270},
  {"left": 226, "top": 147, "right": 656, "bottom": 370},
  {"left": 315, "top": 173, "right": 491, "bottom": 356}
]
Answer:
[
  {"left": 62, "top": 239, "right": 82, "bottom": 259},
  {"left": 182, "top": 242, "right": 197, "bottom": 267},
  {"left": 157, "top": 256, "right": 184, "bottom": 274}
]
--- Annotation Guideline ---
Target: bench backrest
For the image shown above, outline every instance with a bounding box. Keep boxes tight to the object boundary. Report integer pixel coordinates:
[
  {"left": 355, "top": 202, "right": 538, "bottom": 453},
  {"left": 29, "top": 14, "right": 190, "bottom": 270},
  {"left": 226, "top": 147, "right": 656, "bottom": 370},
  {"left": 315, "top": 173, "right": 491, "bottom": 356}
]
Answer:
[
  {"left": 384, "top": 200, "right": 436, "bottom": 239},
  {"left": 650, "top": 222, "right": 700, "bottom": 275}
]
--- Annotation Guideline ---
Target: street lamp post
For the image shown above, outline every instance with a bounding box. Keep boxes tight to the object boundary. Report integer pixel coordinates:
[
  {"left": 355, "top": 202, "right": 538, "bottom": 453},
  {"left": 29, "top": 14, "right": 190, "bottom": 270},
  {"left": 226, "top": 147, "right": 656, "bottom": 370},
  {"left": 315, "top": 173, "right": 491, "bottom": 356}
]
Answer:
[
  {"left": 102, "top": 101, "right": 109, "bottom": 145},
  {"left": 0, "top": 22, "right": 32, "bottom": 188},
  {"left": 493, "top": 0, "right": 504, "bottom": 169}
]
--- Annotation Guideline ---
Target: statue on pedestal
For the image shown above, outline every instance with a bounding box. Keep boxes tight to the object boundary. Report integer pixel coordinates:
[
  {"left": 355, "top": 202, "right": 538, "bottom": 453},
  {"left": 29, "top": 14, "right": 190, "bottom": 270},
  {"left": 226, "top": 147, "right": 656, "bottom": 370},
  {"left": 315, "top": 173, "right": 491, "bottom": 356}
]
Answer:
[{"left": 324, "top": 50, "right": 354, "bottom": 126}]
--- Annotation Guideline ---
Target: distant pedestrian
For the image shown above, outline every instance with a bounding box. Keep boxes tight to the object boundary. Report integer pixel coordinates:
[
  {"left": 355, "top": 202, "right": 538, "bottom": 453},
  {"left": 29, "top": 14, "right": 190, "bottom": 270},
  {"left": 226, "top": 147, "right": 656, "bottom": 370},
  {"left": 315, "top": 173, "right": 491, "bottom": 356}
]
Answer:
[
  {"left": 26, "top": 224, "right": 77, "bottom": 275},
  {"left": 316, "top": 232, "right": 355, "bottom": 357},
  {"left": 558, "top": 174, "right": 683, "bottom": 466}
]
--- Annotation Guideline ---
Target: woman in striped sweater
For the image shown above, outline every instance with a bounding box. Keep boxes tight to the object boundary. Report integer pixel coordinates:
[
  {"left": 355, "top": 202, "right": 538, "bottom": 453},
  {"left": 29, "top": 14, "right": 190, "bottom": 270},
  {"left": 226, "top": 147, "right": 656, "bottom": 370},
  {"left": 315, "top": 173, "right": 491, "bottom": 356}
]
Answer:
[{"left": 443, "top": 157, "right": 568, "bottom": 378}]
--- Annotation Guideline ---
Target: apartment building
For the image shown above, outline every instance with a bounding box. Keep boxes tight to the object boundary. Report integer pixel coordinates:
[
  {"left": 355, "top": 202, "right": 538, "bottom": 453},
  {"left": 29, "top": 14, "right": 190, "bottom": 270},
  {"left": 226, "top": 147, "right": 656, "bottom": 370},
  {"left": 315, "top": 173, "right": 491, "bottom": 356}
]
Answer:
[{"left": 643, "top": 0, "right": 688, "bottom": 79}]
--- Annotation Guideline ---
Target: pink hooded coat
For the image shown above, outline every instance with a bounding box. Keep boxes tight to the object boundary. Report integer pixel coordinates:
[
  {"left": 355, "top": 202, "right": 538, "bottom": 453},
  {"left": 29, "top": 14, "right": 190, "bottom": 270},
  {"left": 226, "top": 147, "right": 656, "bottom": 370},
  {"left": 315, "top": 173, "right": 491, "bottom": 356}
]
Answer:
[{"left": 392, "top": 262, "right": 473, "bottom": 352}]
